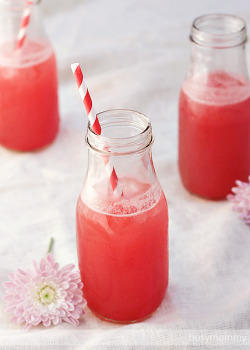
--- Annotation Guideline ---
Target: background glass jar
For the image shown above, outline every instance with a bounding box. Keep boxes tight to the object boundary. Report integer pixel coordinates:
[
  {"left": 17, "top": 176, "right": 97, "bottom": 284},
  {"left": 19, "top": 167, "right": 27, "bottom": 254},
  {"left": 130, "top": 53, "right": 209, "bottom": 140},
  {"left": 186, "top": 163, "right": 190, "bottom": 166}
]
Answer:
[
  {"left": 178, "top": 14, "right": 250, "bottom": 199},
  {"left": 76, "top": 110, "right": 169, "bottom": 323},
  {"left": 0, "top": 0, "right": 59, "bottom": 151}
]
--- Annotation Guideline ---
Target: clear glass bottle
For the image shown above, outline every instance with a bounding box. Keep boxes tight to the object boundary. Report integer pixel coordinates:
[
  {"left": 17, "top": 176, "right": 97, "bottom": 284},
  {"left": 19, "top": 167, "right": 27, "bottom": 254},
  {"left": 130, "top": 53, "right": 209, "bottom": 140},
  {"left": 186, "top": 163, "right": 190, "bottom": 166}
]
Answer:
[
  {"left": 0, "top": 0, "right": 59, "bottom": 151},
  {"left": 179, "top": 14, "right": 250, "bottom": 199},
  {"left": 76, "top": 109, "right": 169, "bottom": 323}
]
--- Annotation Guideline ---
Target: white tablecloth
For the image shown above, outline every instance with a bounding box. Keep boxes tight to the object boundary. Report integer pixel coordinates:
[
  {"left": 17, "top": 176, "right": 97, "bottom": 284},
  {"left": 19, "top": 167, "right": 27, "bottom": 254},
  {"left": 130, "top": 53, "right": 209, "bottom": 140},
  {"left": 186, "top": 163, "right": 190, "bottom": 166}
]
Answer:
[{"left": 0, "top": 0, "right": 250, "bottom": 349}]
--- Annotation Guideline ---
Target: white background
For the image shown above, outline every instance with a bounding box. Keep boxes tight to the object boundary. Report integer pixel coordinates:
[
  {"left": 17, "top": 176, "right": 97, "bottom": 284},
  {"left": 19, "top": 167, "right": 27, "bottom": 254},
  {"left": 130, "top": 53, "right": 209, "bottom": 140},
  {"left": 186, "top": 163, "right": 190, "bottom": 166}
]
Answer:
[{"left": 0, "top": 0, "right": 250, "bottom": 349}]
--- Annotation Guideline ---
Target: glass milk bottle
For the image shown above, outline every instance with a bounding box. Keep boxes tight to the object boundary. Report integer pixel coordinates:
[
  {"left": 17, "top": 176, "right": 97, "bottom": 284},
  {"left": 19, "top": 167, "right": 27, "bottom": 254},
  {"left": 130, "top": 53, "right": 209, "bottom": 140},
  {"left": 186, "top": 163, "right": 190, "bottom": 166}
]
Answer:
[
  {"left": 76, "top": 110, "right": 169, "bottom": 323},
  {"left": 179, "top": 14, "right": 250, "bottom": 199},
  {"left": 0, "top": 0, "right": 59, "bottom": 151}
]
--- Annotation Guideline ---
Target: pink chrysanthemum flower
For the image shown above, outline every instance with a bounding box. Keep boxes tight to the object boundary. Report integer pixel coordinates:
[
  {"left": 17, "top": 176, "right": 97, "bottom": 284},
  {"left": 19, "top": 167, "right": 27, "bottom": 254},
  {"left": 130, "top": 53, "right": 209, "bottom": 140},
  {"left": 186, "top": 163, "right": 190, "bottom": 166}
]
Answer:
[
  {"left": 3, "top": 254, "right": 86, "bottom": 330},
  {"left": 227, "top": 176, "right": 250, "bottom": 225}
]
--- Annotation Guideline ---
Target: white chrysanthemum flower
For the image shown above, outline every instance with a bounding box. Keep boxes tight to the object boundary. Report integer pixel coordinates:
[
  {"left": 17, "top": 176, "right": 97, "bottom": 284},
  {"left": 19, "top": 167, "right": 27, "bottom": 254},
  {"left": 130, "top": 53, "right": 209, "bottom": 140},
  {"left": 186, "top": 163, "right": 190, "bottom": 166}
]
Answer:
[{"left": 3, "top": 254, "right": 86, "bottom": 330}]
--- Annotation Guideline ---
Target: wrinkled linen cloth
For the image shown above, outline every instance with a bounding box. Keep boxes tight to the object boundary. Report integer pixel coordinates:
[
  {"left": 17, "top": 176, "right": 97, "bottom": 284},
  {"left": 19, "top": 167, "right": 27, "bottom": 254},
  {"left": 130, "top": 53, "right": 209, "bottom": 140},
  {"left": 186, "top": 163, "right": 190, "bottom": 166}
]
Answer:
[{"left": 0, "top": 0, "right": 250, "bottom": 349}]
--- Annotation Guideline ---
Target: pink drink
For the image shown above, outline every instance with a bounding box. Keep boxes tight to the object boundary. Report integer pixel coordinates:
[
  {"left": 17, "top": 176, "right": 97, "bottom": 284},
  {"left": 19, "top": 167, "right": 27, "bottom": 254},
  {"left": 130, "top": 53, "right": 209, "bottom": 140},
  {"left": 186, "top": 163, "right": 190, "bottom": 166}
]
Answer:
[
  {"left": 0, "top": 40, "right": 59, "bottom": 151},
  {"left": 179, "top": 71, "right": 250, "bottom": 199},
  {"left": 76, "top": 178, "right": 169, "bottom": 322}
]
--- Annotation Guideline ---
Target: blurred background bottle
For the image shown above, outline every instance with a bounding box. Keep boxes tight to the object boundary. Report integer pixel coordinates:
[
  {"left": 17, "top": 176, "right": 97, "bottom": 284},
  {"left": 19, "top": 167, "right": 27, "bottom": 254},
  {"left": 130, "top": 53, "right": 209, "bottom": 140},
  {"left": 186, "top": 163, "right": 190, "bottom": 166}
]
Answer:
[
  {"left": 179, "top": 14, "right": 250, "bottom": 199},
  {"left": 0, "top": 0, "right": 59, "bottom": 151}
]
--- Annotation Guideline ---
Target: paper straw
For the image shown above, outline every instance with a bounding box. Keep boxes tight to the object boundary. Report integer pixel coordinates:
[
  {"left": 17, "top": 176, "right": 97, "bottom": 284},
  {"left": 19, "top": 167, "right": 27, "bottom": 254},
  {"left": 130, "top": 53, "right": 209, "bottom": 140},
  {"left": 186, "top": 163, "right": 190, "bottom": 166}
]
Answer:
[
  {"left": 71, "top": 63, "right": 101, "bottom": 135},
  {"left": 16, "top": 1, "right": 33, "bottom": 50},
  {"left": 71, "top": 63, "right": 123, "bottom": 197}
]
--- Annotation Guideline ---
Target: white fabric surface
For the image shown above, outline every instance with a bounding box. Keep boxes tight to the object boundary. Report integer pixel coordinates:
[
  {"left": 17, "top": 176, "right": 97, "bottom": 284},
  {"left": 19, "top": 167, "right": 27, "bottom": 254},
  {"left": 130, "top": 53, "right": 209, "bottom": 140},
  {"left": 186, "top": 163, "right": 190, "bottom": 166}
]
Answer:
[{"left": 0, "top": 0, "right": 250, "bottom": 349}]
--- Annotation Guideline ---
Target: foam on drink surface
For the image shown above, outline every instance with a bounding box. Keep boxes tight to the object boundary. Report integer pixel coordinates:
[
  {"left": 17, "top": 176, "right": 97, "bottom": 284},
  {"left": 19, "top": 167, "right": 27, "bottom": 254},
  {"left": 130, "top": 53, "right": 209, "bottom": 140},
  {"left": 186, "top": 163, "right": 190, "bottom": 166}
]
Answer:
[
  {"left": 183, "top": 70, "right": 250, "bottom": 105},
  {"left": 80, "top": 177, "right": 162, "bottom": 217}
]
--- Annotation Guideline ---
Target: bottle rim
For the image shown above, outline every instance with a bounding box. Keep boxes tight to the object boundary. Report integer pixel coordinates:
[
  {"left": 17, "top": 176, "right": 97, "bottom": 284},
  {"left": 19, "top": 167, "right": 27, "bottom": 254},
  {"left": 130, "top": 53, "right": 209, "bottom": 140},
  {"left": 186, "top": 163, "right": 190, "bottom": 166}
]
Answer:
[
  {"left": 86, "top": 109, "right": 154, "bottom": 156},
  {"left": 190, "top": 14, "right": 247, "bottom": 48}
]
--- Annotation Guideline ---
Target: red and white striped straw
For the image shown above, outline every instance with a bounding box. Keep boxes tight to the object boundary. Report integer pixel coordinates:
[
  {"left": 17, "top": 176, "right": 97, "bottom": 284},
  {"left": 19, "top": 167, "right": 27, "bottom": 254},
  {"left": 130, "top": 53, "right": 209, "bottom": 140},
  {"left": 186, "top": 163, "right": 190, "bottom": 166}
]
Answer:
[
  {"left": 71, "top": 63, "right": 123, "bottom": 197},
  {"left": 16, "top": 1, "right": 33, "bottom": 50}
]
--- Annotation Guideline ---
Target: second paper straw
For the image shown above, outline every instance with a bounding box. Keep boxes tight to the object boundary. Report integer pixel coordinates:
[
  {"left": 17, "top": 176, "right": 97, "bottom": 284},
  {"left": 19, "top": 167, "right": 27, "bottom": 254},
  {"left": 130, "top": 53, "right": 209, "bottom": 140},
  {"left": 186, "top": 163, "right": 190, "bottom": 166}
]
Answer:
[{"left": 16, "top": 1, "right": 32, "bottom": 50}]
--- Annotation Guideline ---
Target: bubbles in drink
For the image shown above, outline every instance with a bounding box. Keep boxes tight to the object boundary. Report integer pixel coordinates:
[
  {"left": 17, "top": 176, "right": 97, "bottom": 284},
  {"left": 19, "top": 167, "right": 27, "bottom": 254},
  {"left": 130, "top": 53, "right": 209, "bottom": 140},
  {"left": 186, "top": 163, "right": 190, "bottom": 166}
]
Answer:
[
  {"left": 183, "top": 70, "right": 250, "bottom": 105},
  {"left": 81, "top": 177, "right": 162, "bottom": 216}
]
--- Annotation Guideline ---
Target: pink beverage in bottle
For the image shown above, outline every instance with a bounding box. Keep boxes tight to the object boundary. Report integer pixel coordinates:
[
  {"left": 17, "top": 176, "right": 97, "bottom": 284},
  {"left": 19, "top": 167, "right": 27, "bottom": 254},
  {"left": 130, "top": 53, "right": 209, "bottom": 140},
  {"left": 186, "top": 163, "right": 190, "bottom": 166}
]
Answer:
[
  {"left": 178, "top": 15, "right": 250, "bottom": 199},
  {"left": 0, "top": 1, "right": 59, "bottom": 151},
  {"left": 76, "top": 110, "right": 169, "bottom": 323}
]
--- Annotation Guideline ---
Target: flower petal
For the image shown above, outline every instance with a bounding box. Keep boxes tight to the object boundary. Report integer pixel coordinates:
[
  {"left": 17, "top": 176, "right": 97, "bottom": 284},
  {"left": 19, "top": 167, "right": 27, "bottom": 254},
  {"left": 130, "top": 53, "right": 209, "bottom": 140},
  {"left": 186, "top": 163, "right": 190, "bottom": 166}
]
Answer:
[{"left": 43, "top": 318, "right": 51, "bottom": 327}]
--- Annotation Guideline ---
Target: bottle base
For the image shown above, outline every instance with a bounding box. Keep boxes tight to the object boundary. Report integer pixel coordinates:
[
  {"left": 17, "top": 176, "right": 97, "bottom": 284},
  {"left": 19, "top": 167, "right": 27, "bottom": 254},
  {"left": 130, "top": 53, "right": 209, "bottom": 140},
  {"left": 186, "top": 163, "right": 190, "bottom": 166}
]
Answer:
[
  {"left": 90, "top": 308, "right": 158, "bottom": 324},
  {"left": 0, "top": 128, "right": 59, "bottom": 153},
  {"left": 184, "top": 187, "right": 228, "bottom": 201},
  {"left": 180, "top": 174, "right": 230, "bottom": 200}
]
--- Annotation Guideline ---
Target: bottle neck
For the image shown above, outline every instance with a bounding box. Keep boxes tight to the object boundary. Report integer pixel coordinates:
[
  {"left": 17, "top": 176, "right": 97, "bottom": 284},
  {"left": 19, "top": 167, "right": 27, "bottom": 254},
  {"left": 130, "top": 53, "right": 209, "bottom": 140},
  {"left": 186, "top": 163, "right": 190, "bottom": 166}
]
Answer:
[
  {"left": 84, "top": 110, "right": 158, "bottom": 200},
  {"left": 0, "top": 0, "right": 51, "bottom": 64},
  {"left": 188, "top": 14, "right": 249, "bottom": 80},
  {"left": 189, "top": 43, "right": 249, "bottom": 80},
  {"left": 190, "top": 14, "right": 247, "bottom": 49}
]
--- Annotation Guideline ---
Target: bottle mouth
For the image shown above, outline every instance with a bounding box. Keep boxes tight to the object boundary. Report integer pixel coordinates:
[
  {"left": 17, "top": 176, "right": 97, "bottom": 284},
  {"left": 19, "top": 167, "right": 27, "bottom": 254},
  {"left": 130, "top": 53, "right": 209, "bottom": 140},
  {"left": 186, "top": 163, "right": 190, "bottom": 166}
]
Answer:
[
  {"left": 86, "top": 109, "right": 154, "bottom": 156},
  {"left": 190, "top": 14, "right": 247, "bottom": 48}
]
